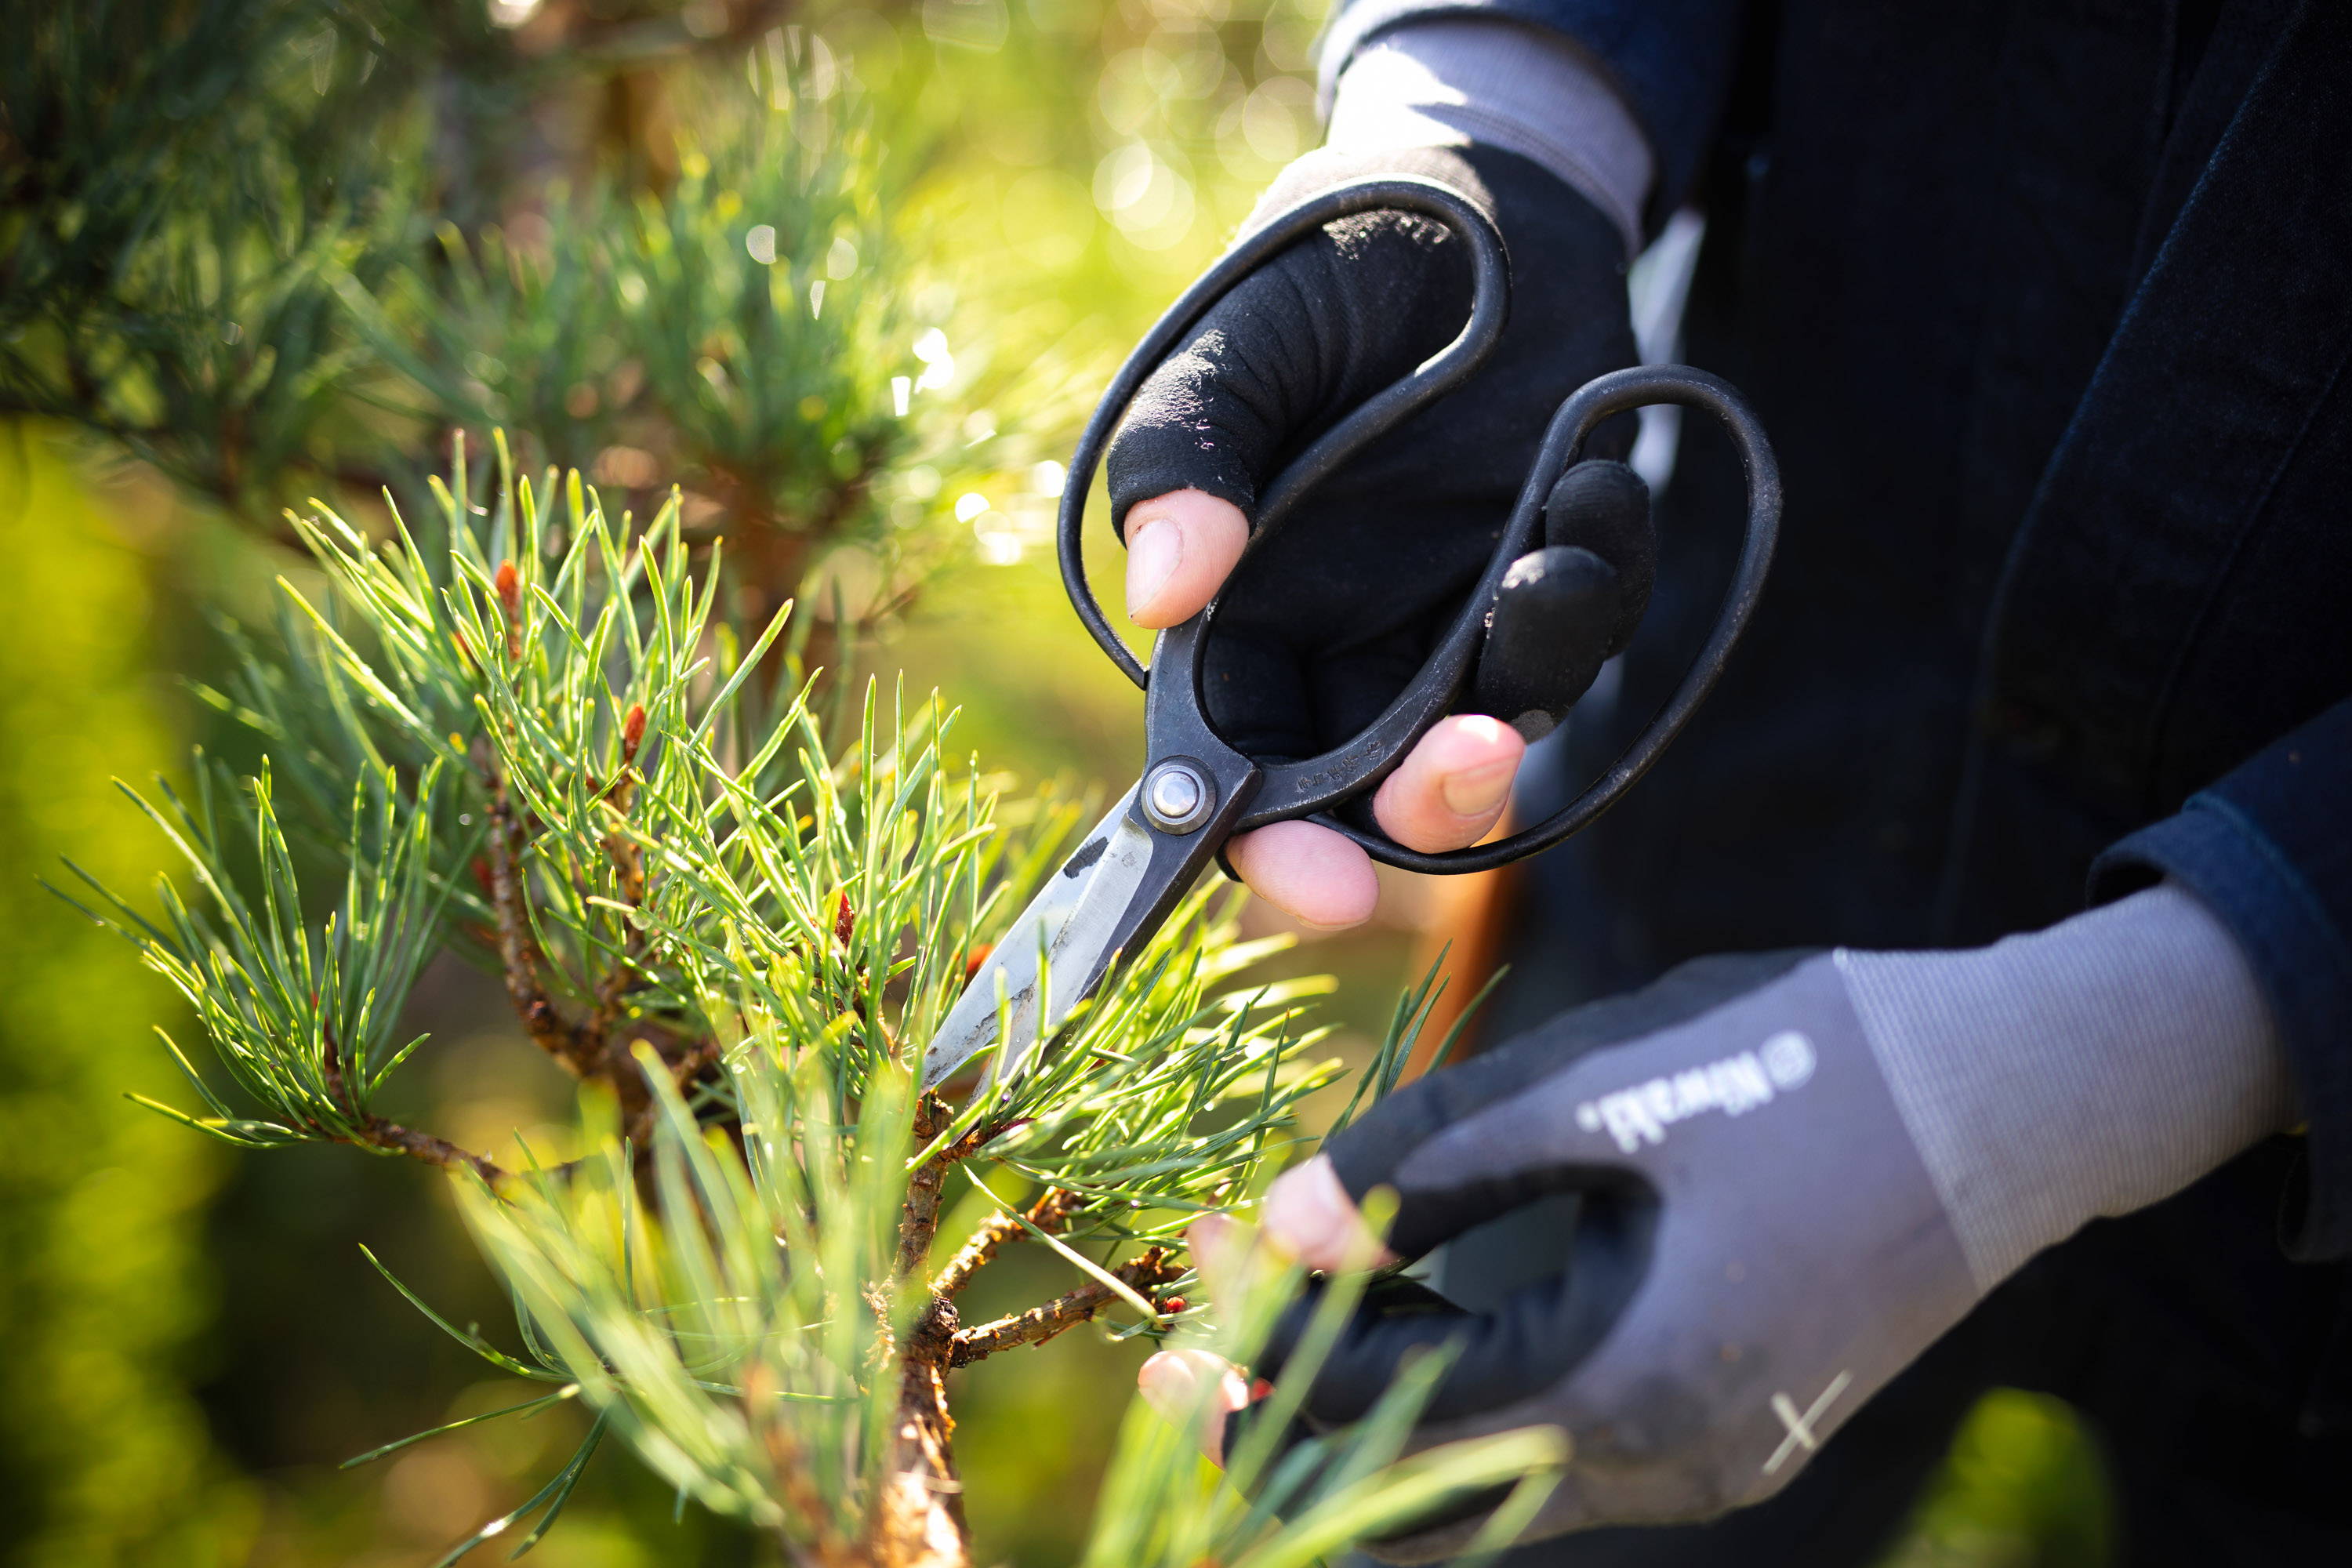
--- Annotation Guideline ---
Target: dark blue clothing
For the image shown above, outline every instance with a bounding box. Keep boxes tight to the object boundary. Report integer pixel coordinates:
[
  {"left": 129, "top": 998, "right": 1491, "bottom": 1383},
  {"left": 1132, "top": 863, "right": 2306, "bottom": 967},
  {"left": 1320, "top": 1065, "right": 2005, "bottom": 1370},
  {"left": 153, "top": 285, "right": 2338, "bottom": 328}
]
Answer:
[
  {"left": 1318, "top": 0, "right": 1746, "bottom": 225},
  {"left": 1322, "top": 0, "right": 2352, "bottom": 1559}
]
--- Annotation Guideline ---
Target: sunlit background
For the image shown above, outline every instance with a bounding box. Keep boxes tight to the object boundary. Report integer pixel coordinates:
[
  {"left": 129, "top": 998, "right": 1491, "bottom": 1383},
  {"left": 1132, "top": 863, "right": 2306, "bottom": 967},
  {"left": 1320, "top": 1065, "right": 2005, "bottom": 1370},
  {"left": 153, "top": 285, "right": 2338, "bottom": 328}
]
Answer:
[{"left": 2, "top": 2, "right": 2106, "bottom": 1563}]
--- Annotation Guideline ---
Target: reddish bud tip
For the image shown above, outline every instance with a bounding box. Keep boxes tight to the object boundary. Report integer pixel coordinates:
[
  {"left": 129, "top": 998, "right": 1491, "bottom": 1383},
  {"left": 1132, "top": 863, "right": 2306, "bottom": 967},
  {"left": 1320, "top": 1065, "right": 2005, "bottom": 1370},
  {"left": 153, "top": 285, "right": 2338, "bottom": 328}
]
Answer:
[
  {"left": 1160, "top": 1298, "right": 1186, "bottom": 1316},
  {"left": 834, "top": 891, "right": 856, "bottom": 946},
  {"left": 493, "top": 561, "right": 523, "bottom": 660},
  {"left": 621, "top": 702, "right": 648, "bottom": 762},
  {"left": 963, "top": 942, "right": 994, "bottom": 981}
]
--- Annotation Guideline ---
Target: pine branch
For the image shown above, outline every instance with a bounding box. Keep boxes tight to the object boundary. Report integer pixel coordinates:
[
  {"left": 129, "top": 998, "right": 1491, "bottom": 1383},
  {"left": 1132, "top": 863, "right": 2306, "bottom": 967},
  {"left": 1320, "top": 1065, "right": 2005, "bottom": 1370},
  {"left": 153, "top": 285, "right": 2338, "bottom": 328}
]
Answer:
[
  {"left": 895, "top": 1095, "right": 956, "bottom": 1283},
  {"left": 931, "top": 1187, "right": 1082, "bottom": 1298},
  {"left": 486, "top": 773, "right": 586, "bottom": 1073},
  {"left": 583, "top": 706, "right": 650, "bottom": 1052},
  {"left": 319, "top": 1022, "right": 507, "bottom": 1185},
  {"left": 358, "top": 1120, "right": 510, "bottom": 1186},
  {"left": 895, "top": 1097, "right": 1033, "bottom": 1284},
  {"left": 947, "top": 1249, "right": 1184, "bottom": 1368},
  {"left": 92, "top": 430, "right": 1403, "bottom": 1563}
]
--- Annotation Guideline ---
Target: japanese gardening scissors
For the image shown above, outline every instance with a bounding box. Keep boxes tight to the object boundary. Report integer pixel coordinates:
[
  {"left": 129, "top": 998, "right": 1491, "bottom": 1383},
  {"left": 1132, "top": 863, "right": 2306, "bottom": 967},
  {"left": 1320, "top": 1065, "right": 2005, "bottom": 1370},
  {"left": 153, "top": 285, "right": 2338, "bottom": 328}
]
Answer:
[{"left": 920, "top": 177, "right": 1783, "bottom": 1091}]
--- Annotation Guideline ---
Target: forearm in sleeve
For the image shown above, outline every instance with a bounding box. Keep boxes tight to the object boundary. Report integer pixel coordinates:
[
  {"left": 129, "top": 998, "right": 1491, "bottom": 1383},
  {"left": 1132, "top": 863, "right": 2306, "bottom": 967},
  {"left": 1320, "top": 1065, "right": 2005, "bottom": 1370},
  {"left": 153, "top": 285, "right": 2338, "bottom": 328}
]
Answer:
[
  {"left": 1839, "top": 883, "right": 2293, "bottom": 1290},
  {"left": 1316, "top": 0, "right": 1748, "bottom": 223},
  {"left": 2092, "top": 699, "right": 2352, "bottom": 1260},
  {"left": 1326, "top": 20, "right": 1653, "bottom": 253}
]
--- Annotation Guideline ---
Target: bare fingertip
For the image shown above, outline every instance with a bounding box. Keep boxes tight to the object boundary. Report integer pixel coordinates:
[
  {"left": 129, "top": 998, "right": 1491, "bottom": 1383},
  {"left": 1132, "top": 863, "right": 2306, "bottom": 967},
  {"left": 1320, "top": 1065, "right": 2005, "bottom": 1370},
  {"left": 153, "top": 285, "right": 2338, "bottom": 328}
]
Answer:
[
  {"left": 1229, "top": 821, "right": 1379, "bottom": 930},
  {"left": 1121, "top": 490, "right": 1247, "bottom": 629},
  {"left": 1263, "top": 1156, "right": 1398, "bottom": 1272}
]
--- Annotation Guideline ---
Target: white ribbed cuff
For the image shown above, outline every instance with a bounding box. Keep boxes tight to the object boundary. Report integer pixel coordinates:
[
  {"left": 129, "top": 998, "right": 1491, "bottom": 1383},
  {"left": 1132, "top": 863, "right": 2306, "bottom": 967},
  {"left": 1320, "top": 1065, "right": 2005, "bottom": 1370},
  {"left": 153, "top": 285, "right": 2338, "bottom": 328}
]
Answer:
[
  {"left": 1838, "top": 883, "right": 2293, "bottom": 1292},
  {"left": 1325, "top": 19, "right": 1654, "bottom": 253}
]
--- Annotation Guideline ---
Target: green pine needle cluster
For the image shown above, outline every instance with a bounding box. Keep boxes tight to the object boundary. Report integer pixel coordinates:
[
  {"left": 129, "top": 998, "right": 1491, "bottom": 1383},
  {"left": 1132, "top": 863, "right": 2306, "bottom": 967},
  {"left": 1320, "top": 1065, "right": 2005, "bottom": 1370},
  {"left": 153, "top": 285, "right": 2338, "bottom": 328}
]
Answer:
[{"left": 60, "top": 446, "right": 1561, "bottom": 1563}]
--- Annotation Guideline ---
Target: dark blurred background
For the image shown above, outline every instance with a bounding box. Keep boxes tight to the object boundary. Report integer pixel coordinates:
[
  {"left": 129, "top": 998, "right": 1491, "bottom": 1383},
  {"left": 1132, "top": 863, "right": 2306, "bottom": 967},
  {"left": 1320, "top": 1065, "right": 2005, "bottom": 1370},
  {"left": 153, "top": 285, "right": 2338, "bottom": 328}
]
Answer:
[{"left": 0, "top": 2, "right": 2108, "bottom": 1563}]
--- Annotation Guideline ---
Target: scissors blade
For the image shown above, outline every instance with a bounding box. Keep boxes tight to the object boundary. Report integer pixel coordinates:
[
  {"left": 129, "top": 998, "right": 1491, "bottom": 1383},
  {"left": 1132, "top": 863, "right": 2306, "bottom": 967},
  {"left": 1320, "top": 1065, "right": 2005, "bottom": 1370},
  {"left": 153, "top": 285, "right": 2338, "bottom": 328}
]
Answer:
[{"left": 920, "top": 785, "right": 1162, "bottom": 1091}]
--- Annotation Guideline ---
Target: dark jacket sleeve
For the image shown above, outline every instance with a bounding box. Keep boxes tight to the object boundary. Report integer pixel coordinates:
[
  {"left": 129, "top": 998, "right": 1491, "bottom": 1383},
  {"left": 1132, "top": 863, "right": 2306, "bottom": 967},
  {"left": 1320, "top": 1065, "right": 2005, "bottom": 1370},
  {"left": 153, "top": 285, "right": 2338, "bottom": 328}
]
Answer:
[
  {"left": 1316, "top": 0, "right": 1749, "bottom": 224},
  {"left": 2092, "top": 699, "right": 2352, "bottom": 1262}
]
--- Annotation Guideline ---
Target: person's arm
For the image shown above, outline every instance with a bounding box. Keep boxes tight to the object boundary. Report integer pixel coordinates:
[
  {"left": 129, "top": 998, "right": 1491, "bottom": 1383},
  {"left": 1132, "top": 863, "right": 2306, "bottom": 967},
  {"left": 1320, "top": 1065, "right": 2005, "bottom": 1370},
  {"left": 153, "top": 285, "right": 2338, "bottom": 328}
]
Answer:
[
  {"left": 1111, "top": 8, "right": 1747, "bottom": 929},
  {"left": 1323, "top": 20, "right": 1654, "bottom": 253},
  {"left": 1317, "top": 0, "right": 1750, "bottom": 230},
  {"left": 2091, "top": 699, "right": 2352, "bottom": 1259},
  {"left": 1106, "top": 125, "right": 1653, "bottom": 926},
  {"left": 1138, "top": 704, "right": 2352, "bottom": 1555}
]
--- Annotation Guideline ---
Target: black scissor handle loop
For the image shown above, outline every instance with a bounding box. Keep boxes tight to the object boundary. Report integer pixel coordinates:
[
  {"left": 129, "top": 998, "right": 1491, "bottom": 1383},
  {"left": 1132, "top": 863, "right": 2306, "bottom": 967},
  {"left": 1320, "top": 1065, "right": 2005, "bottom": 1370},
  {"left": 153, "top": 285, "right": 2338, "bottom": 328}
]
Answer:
[
  {"left": 1057, "top": 177, "right": 1512, "bottom": 690},
  {"left": 1056, "top": 176, "right": 1780, "bottom": 878},
  {"left": 1309, "top": 364, "right": 1781, "bottom": 874}
]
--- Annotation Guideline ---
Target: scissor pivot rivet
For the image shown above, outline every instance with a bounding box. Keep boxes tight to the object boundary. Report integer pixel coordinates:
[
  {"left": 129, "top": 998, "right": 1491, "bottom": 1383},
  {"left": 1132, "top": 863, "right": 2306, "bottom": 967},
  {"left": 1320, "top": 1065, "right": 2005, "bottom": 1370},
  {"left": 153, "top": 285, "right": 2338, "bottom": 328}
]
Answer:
[{"left": 1144, "top": 761, "right": 1214, "bottom": 832}]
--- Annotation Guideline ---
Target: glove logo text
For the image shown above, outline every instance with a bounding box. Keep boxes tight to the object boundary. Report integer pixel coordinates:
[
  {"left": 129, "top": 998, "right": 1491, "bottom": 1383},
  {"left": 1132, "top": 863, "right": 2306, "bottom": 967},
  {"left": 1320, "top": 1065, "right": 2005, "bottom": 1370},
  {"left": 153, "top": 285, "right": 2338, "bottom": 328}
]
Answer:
[{"left": 1574, "top": 1030, "right": 1817, "bottom": 1152}]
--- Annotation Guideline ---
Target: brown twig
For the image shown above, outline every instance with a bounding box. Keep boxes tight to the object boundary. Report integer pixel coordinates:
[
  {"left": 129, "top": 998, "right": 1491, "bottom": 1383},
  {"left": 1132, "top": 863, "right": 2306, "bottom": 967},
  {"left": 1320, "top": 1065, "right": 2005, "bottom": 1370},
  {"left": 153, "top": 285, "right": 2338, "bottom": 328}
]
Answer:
[
  {"left": 317, "top": 1022, "right": 510, "bottom": 1185},
  {"left": 486, "top": 775, "right": 588, "bottom": 1073},
  {"left": 895, "top": 1099, "right": 1025, "bottom": 1282},
  {"left": 947, "top": 1248, "right": 1185, "bottom": 1368},
  {"left": 583, "top": 706, "right": 650, "bottom": 1051},
  {"left": 895, "top": 1095, "right": 953, "bottom": 1281},
  {"left": 930, "top": 1187, "right": 1083, "bottom": 1298},
  {"left": 359, "top": 1120, "right": 511, "bottom": 1185},
  {"left": 474, "top": 735, "right": 714, "bottom": 1152}
]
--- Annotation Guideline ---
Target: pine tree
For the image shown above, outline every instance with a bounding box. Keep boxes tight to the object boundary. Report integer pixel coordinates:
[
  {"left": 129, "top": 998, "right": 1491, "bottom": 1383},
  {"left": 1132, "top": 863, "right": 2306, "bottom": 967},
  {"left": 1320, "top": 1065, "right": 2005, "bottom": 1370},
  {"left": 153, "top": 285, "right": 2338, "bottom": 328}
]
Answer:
[
  {"left": 59, "top": 448, "right": 1563, "bottom": 1565},
  {"left": 1, "top": 0, "right": 1036, "bottom": 640},
  {"left": 16, "top": 5, "right": 1563, "bottom": 1557}
]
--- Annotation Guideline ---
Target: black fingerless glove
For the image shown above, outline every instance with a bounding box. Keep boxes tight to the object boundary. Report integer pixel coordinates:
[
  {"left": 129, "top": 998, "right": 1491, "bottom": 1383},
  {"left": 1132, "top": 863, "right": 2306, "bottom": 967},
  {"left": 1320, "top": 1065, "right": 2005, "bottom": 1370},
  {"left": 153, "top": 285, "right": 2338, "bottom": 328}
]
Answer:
[{"left": 1105, "top": 143, "right": 1650, "bottom": 757}]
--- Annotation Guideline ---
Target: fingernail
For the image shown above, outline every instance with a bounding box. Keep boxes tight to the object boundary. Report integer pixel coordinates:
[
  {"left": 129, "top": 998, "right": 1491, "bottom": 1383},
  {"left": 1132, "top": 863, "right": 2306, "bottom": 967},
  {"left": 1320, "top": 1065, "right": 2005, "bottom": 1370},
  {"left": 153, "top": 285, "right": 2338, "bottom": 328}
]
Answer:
[
  {"left": 1439, "top": 757, "right": 1515, "bottom": 818},
  {"left": 1127, "top": 517, "right": 1181, "bottom": 618}
]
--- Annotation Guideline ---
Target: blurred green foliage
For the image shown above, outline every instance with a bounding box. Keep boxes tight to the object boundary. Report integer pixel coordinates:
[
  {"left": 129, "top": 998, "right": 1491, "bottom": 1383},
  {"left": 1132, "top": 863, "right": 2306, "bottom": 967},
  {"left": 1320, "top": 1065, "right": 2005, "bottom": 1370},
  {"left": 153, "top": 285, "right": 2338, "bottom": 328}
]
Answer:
[
  {"left": 0, "top": 430, "right": 249, "bottom": 1566},
  {"left": 1884, "top": 1391, "right": 2113, "bottom": 1568},
  {"left": 0, "top": 0, "right": 1035, "bottom": 638}
]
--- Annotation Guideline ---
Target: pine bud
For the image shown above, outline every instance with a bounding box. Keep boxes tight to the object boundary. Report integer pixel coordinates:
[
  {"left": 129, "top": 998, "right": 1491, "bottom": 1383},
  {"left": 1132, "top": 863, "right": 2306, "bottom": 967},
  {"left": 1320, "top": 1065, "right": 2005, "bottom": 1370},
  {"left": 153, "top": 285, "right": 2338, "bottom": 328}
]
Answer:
[
  {"left": 834, "top": 891, "right": 856, "bottom": 946},
  {"left": 494, "top": 560, "right": 522, "bottom": 660},
  {"left": 963, "top": 942, "right": 994, "bottom": 981},
  {"left": 621, "top": 702, "right": 648, "bottom": 765}
]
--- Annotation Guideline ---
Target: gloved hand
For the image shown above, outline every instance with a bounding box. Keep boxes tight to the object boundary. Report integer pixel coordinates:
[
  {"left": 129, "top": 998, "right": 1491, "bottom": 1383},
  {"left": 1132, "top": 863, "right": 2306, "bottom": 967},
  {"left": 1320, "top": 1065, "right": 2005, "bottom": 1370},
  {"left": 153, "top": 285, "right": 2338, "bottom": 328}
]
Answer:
[
  {"left": 1106, "top": 140, "right": 1646, "bottom": 930},
  {"left": 1139, "top": 883, "right": 2292, "bottom": 1560}
]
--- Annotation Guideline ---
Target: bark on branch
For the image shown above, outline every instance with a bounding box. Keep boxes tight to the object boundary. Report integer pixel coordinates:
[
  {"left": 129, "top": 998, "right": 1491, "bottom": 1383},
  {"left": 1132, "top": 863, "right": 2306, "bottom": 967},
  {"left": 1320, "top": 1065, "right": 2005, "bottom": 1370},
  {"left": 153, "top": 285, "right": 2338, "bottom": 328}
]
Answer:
[
  {"left": 896, "top": 1097, "right": 1007, "bottom": 1281},
  {"left": 930, "top": 1186, "right": 1082, "bottom": 1298},
  {"left": 318, "top": 1023, "right": 510, "bottom": 1185},
  {"left": 359, "top": 1119, "right": 510, "bottom": 1185},
  {"left": 479, "top": 746, "right": 709, "bottom": 1144},
  {"left": 486, "top": 777, "right": 588, "bottom": 1072},
  {"left": 948, "top": 1247, "right": 1185, "bottom": 1368},
  {"left": 869, "top": 1295, "right": 967, "bottom": 1567}
]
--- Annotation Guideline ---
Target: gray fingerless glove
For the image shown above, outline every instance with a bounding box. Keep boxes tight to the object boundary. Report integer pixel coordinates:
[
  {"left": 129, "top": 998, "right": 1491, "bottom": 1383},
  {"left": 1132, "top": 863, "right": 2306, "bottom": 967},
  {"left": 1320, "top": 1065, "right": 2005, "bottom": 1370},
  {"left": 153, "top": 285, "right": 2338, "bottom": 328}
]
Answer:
[{"left": 1256, "top": 883, "right": 2289, "bottom": 1560}]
